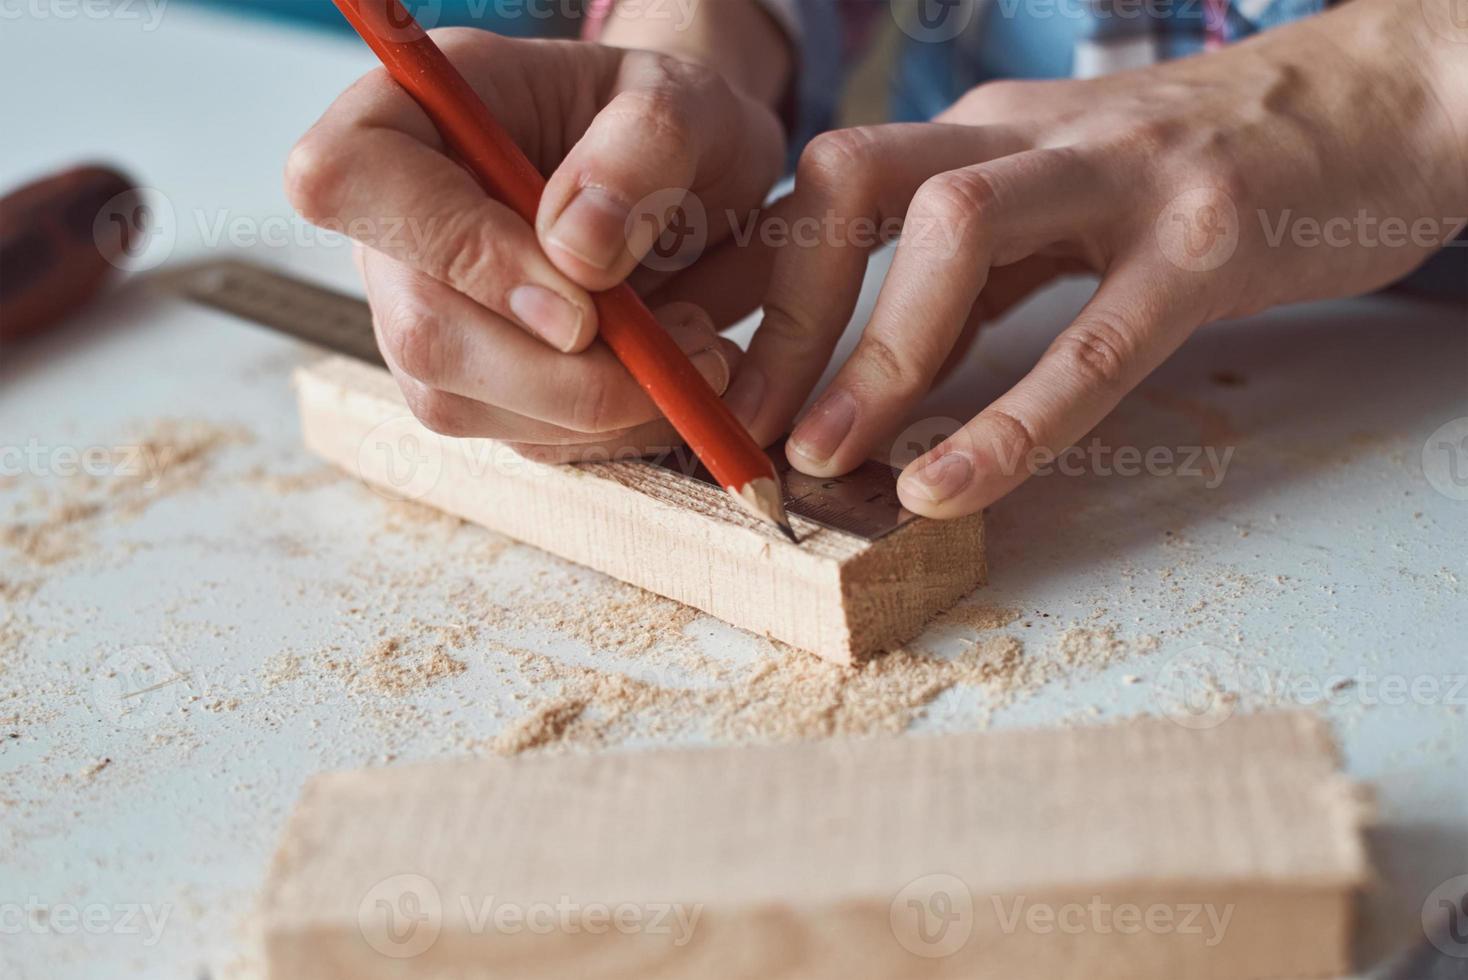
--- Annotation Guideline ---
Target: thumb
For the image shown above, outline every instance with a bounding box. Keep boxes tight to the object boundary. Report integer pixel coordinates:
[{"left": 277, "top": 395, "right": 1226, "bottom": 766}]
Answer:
[{"left": 535, "top": 53, "right": 737, "bottom": 291}]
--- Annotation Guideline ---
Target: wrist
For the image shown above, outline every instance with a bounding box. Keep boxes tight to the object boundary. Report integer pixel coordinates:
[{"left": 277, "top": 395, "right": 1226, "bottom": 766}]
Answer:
[
  {"left": 597, "top": 0, "right": 792, "bottom": 108},
  {"left": 1414, "top": 0, "right": 1468, "bottom": 196},
  {"left": 1298, "top": 0, "right": 1468, "bottom": 211}
]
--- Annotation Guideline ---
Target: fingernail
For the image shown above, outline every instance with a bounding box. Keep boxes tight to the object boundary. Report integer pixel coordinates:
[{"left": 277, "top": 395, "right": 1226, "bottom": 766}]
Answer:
[
  {"left": 508, "top": 284, "right": 584, "bottom": 352},
  {"left": 546, "top": 187, "right": 628, "bottom": 272},
  {"left": 690, "top": 347, "right": 731, "bottom": 394},
  {"left": 724, "top": 366, "right": 767, "bottom": 428},
  {"left": 902, "top": 451, "right": 974, "bottom": 503},
  {"left": 789, "top": 390, "right": 856, "bottom": 466}
]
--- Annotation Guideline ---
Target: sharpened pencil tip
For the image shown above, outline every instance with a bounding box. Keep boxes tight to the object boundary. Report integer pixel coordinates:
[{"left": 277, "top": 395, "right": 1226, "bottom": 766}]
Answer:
[{"left": 778, "top": 521, "right": 799, "bottom": 545}]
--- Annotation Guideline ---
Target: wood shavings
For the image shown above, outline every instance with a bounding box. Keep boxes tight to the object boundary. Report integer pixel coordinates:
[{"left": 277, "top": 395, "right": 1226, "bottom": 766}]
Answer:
[
  {"left": 489, "top": 698, "right": 589, "bottom": 756},
  {"left": 321, "top": 636, "right": 468, "bottom": 696},
  {"left": 935, "top": 602, "right": 1021, "bottom": 633},
  {"left": 0, "top": 419, "right": 252, "bottom": 568}
]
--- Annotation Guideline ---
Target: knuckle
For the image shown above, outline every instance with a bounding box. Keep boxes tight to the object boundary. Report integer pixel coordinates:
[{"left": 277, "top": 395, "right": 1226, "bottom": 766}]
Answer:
[
  {"left": 975, "top": 407, "right": 1039, "bottom": 465},
  {"left": 1053, "top": 315, "right": 1136, "bottom": 389},
  {"left": 796, "top": 127, "right": 881, "bottom": 194},
  {"left": 436, "top": 207, "right": 518, "bottom": 297},
  {"left": 910, "top": 169, "right": 997, "bottom": 245},
  {"left": 758, "top": 299, "right": 820, "bottom": 354},
  {"left": 380, "top": 301, "right": 448, "bottom": 385},
  {"left": 959, "top": 79, "right": 1033, "bottom": 116},
  {"left": 284, "top": 133, "right": 346, "bottom": 222},
  {"left": 567, "top": 369, "right": 617, "bottom": 434},
  {"left": 407, "top": 388, "right": 473, "bottom": 438},
  {"left": 853, "top": 334, "right": 916, "bottom": 393},
  {"left": 613, "top": 84, "right": 696, "bottom": 155}
]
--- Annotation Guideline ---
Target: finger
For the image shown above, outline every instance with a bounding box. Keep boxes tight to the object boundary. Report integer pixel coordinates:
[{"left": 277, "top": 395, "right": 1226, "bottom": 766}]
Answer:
[
  {"left": 896, "top": 262, "right": 1205, "bottom": 517},
  {"left": 362, "top": 249, "right": 736, "bottom": 434},
  {"left": 932, "top": 255, "right": 1086, "bottom": 389},
  {"left": 639, "top": 211, "right": 781, "bottom": 330},
  {"left": 383, "top": 360, "right": 747, "bottom": 451},
  {"left": 725, "top": 123, "right": 1031, "bottom": 447},
  {"left": 537, "top": 52, "right": 783, "bottom": 291},
  {"left": 287, "top": 67, "right": 599, "bottom": 352},
  {"left": 504, "top": 418, "right": 689, "bottom": 464},
  {"left": 786, "top": 148, "right": 1113, "bottom": 476}
]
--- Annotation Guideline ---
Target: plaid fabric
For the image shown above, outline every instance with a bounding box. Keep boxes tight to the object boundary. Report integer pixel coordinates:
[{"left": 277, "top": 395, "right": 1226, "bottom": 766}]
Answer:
[
  {"left": 584, "top": 0, "right": 1328, "bottom": 152},
  {"left": 777, "top": 0, "right": 1327, "bottom": 148}
]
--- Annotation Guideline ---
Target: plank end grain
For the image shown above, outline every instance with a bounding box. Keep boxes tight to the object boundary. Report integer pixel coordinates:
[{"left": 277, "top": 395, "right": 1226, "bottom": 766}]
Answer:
[
  {"left": 293, "top": 356, "right": 986, "bottom": 663},
  {"left": 261, "top": 711, "right": 1370, "bottom": 980}
]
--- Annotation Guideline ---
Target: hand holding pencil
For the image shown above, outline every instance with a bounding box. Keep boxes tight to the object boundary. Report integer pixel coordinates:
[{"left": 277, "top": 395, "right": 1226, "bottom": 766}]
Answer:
[{"left": 288, "top": 2, "right": 793, "bottom": 536}]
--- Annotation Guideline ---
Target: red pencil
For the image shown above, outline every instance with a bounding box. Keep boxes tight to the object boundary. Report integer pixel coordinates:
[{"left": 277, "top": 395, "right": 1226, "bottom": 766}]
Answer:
[{"left": 329, "top": 0, "right": 796, "bottom": 543}]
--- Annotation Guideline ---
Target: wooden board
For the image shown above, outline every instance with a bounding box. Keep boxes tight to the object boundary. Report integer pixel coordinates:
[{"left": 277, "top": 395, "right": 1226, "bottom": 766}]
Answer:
[
  {"left": 261, "top": 711, "right": 1370, "bottom": 980},
  {"left": 294, "top": 356, "right": 986, "bottom": 663}
]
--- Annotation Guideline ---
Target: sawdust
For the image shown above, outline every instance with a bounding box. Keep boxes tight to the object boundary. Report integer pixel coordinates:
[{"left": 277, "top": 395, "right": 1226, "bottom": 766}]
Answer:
[
  {"left": 1055, "top": 624, "right": 1161, "bottom": 668},
  {"left": 0, "top": 419, "right": 252, "bottom": 568},
  {"left": 936, "top": 602, "right": 1021, "bottom": 633},
  {"left": 465, "top": 617, "right": 1153, "bottom": 755},
  {"left": 521, "top": 590, "right": 704, "bottom": 657},
  {"left": 490, "top": 698, "right": 590, "bottom": 755},
  {"left": 321, "top": 635, "right": 468, "bottom": 696}
]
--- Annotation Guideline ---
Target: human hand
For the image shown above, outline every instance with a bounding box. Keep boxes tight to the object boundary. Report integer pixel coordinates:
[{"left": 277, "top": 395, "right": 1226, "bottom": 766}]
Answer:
[
  {"left": 286, "top": 30, "right": 784, "bottom": 459},
  {"left": 731, "top": 0, "right": 1466, "bottom": 518}
]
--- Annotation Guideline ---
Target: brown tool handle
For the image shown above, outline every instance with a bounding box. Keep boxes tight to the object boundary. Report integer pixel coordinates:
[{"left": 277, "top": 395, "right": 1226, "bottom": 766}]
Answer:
[{"left": 0, "top": 164, "right": 141, "bottom": 342}]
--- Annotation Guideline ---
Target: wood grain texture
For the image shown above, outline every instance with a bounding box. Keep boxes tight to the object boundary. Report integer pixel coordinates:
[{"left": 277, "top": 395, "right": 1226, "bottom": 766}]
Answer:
[
  {"left": 294, "top": 356, "right": 986, "bottom": 663},
  {"left": 262, "top": 711, "right": 1370, "bottom": 980}
]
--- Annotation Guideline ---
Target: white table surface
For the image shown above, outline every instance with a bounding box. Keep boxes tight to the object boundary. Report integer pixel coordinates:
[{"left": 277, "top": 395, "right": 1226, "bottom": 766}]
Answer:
[{"left": 2, "top": 6, "right": 1465, "bottom": 979}]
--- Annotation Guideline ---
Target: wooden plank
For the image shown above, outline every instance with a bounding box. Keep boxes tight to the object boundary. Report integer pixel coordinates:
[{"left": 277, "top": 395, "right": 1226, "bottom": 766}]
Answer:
[
  {"left": 261, "top": 711, "right": 1369, "bottom": 980},
  {"left": 294, "top": 356, "right": 986, "bottom": 663}
]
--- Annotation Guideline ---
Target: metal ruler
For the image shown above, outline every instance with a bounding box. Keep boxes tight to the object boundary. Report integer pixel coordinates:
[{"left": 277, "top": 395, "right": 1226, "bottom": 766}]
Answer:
[{"left": 162, "top": 259, "right": 917, "bottom": 541}]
